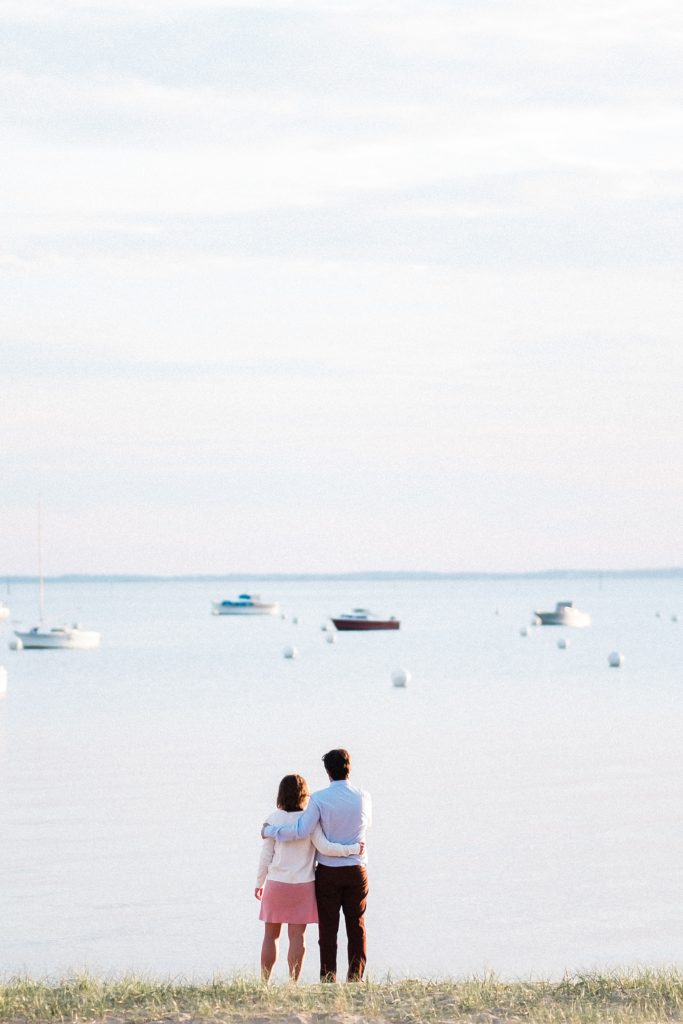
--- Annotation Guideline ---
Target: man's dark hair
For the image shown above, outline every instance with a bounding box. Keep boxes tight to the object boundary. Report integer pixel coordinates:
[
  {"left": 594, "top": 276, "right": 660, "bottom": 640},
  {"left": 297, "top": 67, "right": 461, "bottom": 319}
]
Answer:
[{"left": 322, "top": 748, "right": 351, "bottom": 780}]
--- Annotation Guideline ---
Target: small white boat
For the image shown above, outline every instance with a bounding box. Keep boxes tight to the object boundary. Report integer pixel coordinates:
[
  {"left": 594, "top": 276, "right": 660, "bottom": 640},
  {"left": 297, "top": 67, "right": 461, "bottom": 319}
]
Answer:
[
  {"left": 331, "top": 609, "right": 400, "bottom": 631},
  {"left": 14, "top": 624, "right": 101, "bottom": 649},
  {"left": 212, "top": 594, "right": 280, "bottom": 616},
  {"left": 533, "top": 601, "right": 591, "bottom": 628},
  {"left": 0, "top": 602, "right": 10, "bottom": 622}
]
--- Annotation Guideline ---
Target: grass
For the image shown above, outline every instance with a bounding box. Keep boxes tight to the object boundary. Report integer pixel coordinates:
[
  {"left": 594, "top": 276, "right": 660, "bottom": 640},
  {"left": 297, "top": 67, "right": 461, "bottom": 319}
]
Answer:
[{"left": 2, "top": 971, "right": 683, "bottom": 1023}]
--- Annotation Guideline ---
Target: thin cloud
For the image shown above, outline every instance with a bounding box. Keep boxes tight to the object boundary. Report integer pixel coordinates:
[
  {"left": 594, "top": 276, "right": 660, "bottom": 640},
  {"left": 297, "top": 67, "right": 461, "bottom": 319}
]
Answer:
[{"left": 2, "top": 342, "right": 351, "bottom": 383}]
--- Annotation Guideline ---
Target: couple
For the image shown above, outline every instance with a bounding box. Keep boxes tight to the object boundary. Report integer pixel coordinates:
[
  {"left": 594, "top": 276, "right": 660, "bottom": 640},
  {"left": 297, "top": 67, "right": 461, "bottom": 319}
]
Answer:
[{"left": 255, "top": 748, "right": 371, "bottom": 982}]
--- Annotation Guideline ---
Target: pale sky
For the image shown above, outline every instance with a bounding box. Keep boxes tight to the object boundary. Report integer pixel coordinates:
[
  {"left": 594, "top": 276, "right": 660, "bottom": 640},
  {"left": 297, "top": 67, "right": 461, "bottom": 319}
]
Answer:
[{"left": 1, "top": 0, "right": 682, "bottom": 575}]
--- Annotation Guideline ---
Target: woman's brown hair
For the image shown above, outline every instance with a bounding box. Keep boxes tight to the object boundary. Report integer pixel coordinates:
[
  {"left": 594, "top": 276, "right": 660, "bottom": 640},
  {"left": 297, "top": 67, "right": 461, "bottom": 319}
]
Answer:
[{"left": 276, "top": 774, "right": 309, "bottom": 812}]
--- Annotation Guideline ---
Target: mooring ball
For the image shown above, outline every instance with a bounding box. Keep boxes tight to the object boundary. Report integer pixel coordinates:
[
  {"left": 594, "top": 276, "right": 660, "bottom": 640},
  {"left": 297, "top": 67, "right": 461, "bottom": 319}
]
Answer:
[{"left": 391, "top": 668, "right": 410, "bottom": 688}]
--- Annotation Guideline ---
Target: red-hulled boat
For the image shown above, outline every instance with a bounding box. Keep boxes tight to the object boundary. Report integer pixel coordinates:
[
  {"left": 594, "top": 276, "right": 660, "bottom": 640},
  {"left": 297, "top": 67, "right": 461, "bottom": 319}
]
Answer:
[{"left": 331, "top": 608, "right": 400, "bottom": 631}]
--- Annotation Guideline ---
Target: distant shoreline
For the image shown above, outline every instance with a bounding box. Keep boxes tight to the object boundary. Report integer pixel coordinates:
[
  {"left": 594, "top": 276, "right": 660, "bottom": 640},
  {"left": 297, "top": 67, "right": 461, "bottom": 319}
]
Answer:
[{"left": 3, "top": 568, "right": 682, "bottom": 584}]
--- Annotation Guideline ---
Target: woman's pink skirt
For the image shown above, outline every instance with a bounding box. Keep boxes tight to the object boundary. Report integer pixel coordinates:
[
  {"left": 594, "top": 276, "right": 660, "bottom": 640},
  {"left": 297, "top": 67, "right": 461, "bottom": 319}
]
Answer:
[{"left": 259, "top": 880, "right": 319, "bottom": 924}]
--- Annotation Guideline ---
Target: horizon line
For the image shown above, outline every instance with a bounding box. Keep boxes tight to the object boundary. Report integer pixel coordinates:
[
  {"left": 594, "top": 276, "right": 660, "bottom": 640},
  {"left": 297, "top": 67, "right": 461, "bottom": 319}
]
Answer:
[{"left": 3, "top": 567, "right": 682, "bottom": 583}]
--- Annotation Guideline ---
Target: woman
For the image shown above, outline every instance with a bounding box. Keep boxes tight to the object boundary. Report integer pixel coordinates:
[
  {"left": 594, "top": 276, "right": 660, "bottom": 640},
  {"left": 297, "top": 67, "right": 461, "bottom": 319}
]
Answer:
[{"left": 255, "top": 773, "right": 361, "bottom": 981}]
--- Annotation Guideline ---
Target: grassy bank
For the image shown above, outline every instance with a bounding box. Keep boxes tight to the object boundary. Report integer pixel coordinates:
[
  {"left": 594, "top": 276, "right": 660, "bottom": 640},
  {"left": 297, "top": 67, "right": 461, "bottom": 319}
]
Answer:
[{"left": 2, "top": 972, "right": 683, "bottom": 1024}]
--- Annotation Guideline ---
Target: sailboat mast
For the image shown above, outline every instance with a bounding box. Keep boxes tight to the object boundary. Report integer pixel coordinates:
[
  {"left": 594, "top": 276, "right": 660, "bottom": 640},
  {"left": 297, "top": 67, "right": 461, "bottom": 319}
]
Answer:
[{"left": 38, "top": 499, "right": 45, "bottom": 625}]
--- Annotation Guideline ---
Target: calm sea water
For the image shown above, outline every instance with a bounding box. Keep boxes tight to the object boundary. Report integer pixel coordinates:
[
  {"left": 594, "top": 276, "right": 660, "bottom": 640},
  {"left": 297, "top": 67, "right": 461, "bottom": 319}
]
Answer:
[{"left": 1, "top": 575, "right": 681, "bottom": 981}]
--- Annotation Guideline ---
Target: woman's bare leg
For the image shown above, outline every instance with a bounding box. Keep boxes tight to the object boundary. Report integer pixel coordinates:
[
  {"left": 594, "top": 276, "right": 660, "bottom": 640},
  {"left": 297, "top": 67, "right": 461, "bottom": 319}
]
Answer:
[
  {"left": 261, "top": 923, "right": 281, "bottom": 981},
  {"left": 287, "top": 924, "right": 306, "bottom": 981}
]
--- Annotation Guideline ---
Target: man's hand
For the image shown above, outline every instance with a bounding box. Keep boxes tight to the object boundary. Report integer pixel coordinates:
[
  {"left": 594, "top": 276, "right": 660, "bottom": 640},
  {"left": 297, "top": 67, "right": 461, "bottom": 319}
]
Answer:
[
  {"left": 359, "top": 841, "right": 366, "bottom": 856},
  {"left": 254, "top": 887, "right": 263, "bottom": 900}
]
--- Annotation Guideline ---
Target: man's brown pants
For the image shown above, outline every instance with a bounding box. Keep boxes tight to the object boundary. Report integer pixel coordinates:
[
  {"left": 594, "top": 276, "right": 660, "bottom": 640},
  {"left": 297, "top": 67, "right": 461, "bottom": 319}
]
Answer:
[{"left": 315, "top": 864, "right": 369, "bottom": 981}]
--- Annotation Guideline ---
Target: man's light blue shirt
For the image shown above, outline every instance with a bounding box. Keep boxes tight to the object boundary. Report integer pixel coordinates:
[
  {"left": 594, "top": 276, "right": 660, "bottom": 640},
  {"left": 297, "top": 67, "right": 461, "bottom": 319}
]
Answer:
[{"left": 263, "top": 779, "right": 371, "bottom": 867}]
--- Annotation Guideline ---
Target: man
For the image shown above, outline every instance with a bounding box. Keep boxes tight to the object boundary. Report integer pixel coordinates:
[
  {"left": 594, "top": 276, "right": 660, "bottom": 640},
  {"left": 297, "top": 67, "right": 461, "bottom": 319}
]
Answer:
[{"left": 262, "top": 748, "right": 371, "bottom": 981}]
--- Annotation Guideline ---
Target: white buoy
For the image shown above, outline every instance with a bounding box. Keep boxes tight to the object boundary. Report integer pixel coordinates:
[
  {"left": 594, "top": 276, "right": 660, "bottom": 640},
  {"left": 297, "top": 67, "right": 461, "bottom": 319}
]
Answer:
[
  {"left": 519, "top": 626, "right": 529, "bottom": 637},
  {"left": 608, "top": 651, "right": 624, "bottom": 668},
  {"left": 9, "top": 637, "right": 22, "bottom": 651},
  {"left": 283, "top": 645, "right": 299, "bottom": 659},
  {"left": 391, "top": 668, "right": 411, "bottom": 688},
  {"left": 0, "top": 666, "right": 7, "bottom": 699},
  {"left": 557, "top": 637, "right": 569, "bottom": 649},
  {"left": 326, "top": 632, "right": 336, "bottom": 644}
]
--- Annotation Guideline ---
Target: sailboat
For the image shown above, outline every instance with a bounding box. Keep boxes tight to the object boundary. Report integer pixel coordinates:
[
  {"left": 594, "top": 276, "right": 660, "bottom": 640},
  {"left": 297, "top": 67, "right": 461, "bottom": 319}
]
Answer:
[
  {"left": 15, "top": 623, "right": 101, "bottom": 649},
  {"left": 13, "top": 504, "right": 101, "bottom": 650}
]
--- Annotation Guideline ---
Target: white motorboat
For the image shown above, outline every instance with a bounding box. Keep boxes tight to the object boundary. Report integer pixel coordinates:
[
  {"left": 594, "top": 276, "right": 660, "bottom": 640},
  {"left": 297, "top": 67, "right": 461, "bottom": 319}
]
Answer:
[
  {"left": 0, "top": 602, "right": 9, "bottom": 622},
  {"left": 533, "top": 601, "right": 591, "bottom": 628},
  {"left": 212, "top": 593, "right": 280, "bottom": 616},
  {"left": 331, "top": 609, "right": 400, "bottom": 631},
  {"left": 14, "top": 624, "right": 101, "bottom": 650}
]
